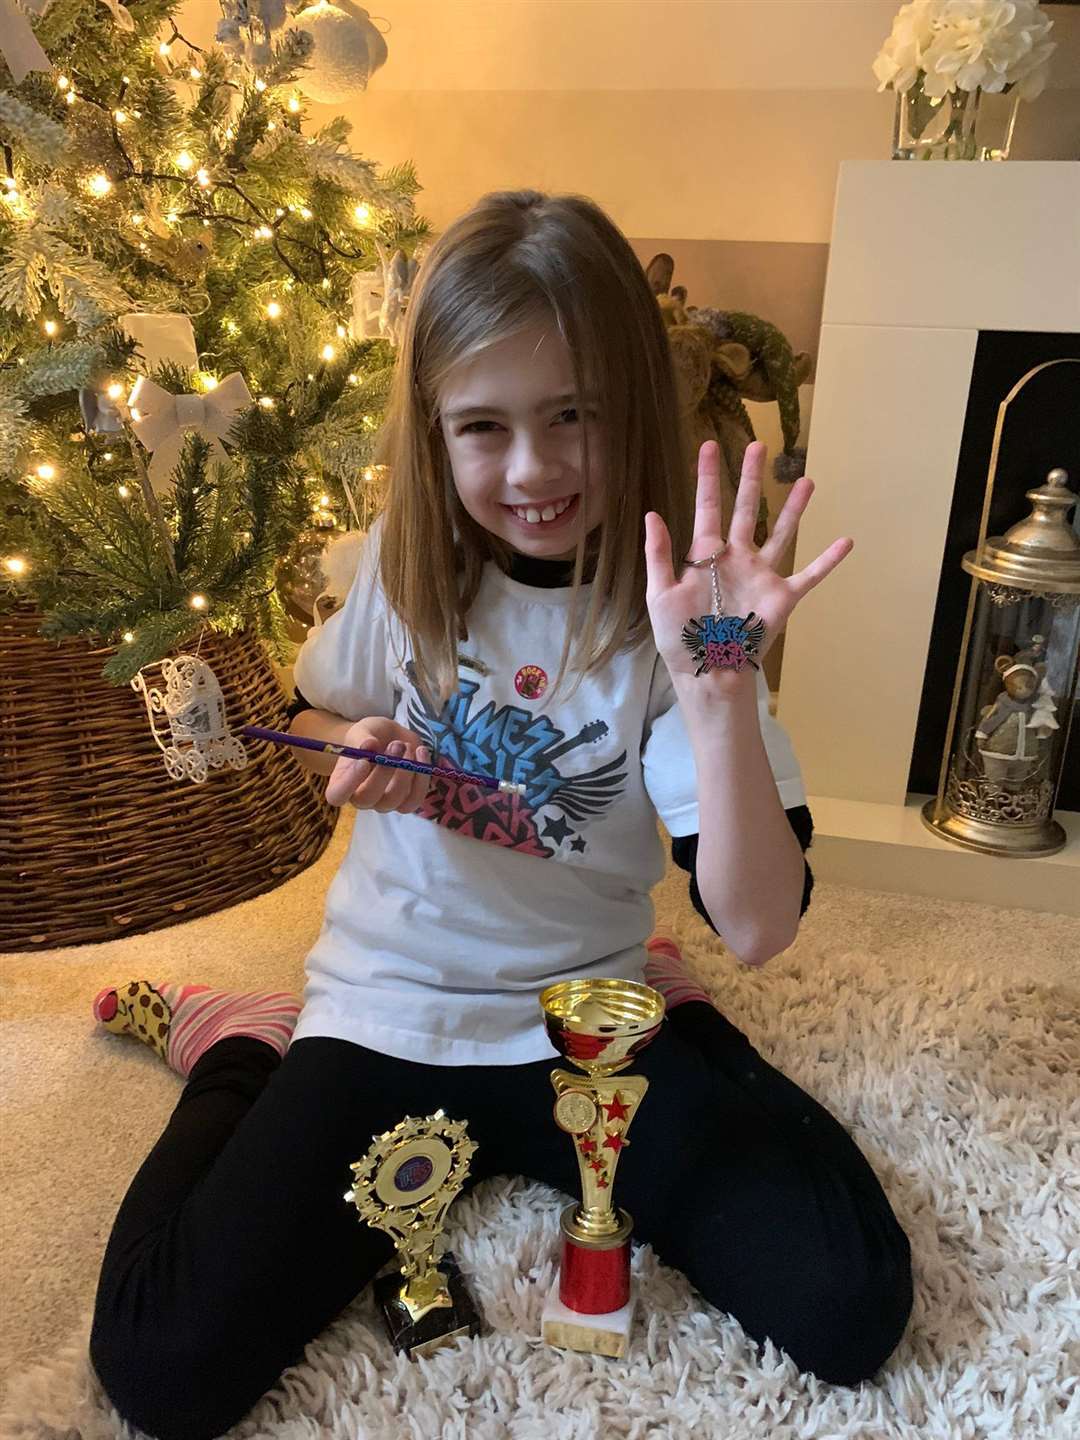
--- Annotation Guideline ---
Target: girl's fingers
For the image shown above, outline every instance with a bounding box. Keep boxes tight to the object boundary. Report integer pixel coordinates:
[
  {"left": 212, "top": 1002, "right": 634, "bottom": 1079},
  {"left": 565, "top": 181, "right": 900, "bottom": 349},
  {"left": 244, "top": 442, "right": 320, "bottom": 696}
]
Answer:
[
  {"left": 691, "top": 440, "right": 724, "bottom": 546},
  {"left": 326, "top": 751, "right": 371, "bottom": 807},
  {"left": 787, "top": 536, "right": 854, "bottom": 601},
  {"left": 644, "top": 510, "right": 676, "bottom": 597},
  {"left": 727, "top": 441, "right": 766, "bottom": 548},
  {"left": 369, "top": 741, "right": 417, "bottom": 812},
  {"left": 758, "top": 474, "right": 814, "bottom": 568}
]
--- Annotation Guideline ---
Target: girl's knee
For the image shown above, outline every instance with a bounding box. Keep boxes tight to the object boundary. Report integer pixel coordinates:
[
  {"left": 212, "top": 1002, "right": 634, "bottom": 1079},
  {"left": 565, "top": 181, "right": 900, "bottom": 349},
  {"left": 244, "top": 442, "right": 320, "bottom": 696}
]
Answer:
[
  {"left": 780, "top": 1241, "right": 914, "bottom": 1386},
  {"left": 90, "top": 1312, "right": 262, "bottom": 1440}
]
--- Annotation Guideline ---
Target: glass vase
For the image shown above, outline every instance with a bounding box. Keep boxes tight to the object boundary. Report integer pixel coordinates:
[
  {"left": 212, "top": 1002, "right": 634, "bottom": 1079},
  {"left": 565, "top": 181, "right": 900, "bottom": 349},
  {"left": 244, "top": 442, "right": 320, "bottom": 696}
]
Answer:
[{"left": 892, "top": 74, "right": 1021, "bottom": 161}]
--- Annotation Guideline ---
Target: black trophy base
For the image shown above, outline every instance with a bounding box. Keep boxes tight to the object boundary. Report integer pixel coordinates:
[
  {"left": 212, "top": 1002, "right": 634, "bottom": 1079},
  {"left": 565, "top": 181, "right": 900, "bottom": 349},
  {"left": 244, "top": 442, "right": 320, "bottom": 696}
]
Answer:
[{"left": 374, "top": 1252, "right": 484, "bottom": 1360}]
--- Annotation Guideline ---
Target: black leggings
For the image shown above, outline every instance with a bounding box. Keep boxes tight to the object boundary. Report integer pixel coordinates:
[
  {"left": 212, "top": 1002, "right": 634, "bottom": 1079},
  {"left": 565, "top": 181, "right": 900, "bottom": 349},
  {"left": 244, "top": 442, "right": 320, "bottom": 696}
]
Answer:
[{"left": 89, "top": 1004, "right": 913, "bottom": 1440}]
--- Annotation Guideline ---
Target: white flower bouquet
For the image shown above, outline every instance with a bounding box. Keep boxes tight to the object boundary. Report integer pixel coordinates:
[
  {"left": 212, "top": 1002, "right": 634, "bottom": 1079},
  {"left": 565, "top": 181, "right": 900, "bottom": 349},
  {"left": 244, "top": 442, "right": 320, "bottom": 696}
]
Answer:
[{"left": 873, "top": 0, "right": 1056, "bottom": 101}]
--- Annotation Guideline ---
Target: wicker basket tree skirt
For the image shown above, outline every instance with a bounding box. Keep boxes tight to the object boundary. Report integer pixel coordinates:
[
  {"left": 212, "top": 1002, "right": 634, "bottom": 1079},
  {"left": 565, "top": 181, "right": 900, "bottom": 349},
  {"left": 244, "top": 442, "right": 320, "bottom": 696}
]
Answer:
[{"left": 0, "top": 606, "right": 336, "bottom": 951}]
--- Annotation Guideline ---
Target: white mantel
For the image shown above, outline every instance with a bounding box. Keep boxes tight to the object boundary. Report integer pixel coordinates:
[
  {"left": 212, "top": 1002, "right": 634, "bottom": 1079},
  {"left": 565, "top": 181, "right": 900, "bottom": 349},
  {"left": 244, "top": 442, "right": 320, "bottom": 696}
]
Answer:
[{"left": 778, "top": 161, "right": 1080, "bottom": 916}]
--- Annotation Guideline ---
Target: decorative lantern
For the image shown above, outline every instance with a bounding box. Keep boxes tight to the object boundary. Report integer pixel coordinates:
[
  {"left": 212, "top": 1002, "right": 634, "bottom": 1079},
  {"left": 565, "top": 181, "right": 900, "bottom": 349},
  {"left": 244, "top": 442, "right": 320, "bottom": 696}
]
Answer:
[{"left": 922, "top": 466, "right": 1080, "bottom": 857}]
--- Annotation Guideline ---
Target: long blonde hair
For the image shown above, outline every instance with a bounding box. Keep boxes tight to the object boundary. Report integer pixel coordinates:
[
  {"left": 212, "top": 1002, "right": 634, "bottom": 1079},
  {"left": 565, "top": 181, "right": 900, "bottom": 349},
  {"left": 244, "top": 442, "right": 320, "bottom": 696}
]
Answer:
[{"left": 378, "top": 189, "right": 692, "bottom": 706}]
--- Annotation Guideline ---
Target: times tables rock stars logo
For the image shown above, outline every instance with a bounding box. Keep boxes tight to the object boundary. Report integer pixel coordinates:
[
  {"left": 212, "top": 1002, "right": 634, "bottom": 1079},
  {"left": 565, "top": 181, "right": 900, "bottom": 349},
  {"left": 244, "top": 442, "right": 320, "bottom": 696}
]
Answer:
[{"left": 404, "top": 667, "right": 627, "bottom": 858}]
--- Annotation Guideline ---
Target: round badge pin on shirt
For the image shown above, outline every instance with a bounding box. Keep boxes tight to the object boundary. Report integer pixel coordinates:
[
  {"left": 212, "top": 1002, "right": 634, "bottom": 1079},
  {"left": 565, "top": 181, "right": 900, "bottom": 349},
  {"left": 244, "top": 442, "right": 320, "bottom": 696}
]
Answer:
[{"left": 515, "top": 664, "right": 549, "bottom": 700}]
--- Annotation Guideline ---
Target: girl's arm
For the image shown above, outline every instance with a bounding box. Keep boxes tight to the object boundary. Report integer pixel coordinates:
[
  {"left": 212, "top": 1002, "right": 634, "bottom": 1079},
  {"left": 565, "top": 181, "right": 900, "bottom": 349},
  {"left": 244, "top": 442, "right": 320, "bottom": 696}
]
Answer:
[
  {"left": 288, "top": 705, "right": 358, "bottom": 776},
  {"left": 672, "top": 667, "right": 806, "bottom": 968},
  {"left": 671, "top": 805, "right": 813, "bottom": 933}
]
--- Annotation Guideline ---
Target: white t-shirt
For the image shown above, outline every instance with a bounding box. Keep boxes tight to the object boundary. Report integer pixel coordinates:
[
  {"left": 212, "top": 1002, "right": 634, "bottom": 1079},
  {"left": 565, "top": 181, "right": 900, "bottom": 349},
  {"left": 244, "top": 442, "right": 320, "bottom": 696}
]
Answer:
[{"left": 291, "top": 521, "right": 806, "bottom": 1066}]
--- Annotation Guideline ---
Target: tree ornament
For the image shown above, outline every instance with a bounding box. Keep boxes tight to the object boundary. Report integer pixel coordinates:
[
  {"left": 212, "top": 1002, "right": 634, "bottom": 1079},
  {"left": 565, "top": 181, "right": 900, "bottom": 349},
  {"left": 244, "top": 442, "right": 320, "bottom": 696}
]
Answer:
[
  {"left": 350, "top": 246, "right": 418, "bottom": 346},
  {"left": 216, "top": 0, "right": 290, "bottom": 66},
  {"left": 290, "top": 1, "right": 389, "bottom": 104},
  {"left": 275, "top": 517, "right": 347, "bottom": 642},
  {"left": 78, "top": 388, "right": 124, "bottom": 434},
  {"left": 0, "top": 0, "right": 51, "bottom": 86},
  {"left": 0, "top": 0, "right": 135, "bottom": 83},
  {"left": 118, "top": 313, "right": 199, "bottom": 374},
  {"left": 131, "top": 654, "right": 249, "bottom": 784},
  {"left": 128, "top": 372, "right": 253, "bottom": 493}
]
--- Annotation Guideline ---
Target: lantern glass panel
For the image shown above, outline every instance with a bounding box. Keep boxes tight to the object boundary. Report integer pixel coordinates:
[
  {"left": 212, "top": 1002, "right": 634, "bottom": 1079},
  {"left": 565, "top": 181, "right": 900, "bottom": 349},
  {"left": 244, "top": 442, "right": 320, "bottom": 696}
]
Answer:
[{"left": 945, "top": 585, "right": 1079, "bottom": 827}]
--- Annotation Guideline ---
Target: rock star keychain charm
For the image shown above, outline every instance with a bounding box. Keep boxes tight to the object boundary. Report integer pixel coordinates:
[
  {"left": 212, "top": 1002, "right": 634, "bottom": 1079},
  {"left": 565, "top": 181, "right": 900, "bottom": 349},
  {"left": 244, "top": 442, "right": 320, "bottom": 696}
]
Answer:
[{"left": 680, "top": 547, "right": 767, "bottom": 676}]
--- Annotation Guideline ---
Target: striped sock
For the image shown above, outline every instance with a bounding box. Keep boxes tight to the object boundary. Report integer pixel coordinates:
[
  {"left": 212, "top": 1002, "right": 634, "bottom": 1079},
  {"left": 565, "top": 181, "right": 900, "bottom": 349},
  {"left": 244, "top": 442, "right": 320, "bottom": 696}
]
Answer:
[
  {"left": 644, "top": 935, "right": 713, "bottom": 1010},
  {"left": 92, "top": 980, "right": 301, "bottom": 1078}
]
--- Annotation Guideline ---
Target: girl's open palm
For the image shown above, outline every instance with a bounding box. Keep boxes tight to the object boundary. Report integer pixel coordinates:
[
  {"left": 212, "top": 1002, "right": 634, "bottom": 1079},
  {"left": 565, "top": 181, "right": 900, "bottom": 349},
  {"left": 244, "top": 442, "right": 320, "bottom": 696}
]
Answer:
[{"left": 644, "top": 440, "right": 853, "bottom": 681}]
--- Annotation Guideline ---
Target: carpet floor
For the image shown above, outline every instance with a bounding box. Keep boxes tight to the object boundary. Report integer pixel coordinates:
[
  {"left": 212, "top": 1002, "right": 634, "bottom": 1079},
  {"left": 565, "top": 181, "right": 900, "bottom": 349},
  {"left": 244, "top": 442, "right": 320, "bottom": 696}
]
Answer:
[{"left": 1, "top": 813, "right": 1078, "bottom": 1439}]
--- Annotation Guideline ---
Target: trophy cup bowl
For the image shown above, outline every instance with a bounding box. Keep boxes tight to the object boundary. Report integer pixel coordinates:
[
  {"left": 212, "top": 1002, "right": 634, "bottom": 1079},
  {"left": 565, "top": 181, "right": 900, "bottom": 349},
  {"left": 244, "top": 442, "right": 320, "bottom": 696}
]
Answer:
[
  {"left": 538, "top": 977, "right": 665, "bottom": 1358},
  {"left": 541, "top": 977, "right": 665, "bottom": 1075}
]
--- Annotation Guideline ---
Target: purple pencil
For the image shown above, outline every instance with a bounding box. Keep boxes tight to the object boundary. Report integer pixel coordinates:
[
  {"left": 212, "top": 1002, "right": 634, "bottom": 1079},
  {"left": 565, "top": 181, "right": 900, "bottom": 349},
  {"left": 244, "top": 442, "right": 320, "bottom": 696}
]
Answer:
[{"left": 240, "top": 724, "right": 527, "bottom": 796}]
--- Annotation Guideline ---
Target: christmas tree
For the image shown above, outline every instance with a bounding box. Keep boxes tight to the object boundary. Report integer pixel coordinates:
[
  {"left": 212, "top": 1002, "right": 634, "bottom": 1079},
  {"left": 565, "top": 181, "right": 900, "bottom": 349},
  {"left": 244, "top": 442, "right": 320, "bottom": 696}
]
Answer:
[{"left": 0, "top": 0, "right": 426, "bottom": 682}]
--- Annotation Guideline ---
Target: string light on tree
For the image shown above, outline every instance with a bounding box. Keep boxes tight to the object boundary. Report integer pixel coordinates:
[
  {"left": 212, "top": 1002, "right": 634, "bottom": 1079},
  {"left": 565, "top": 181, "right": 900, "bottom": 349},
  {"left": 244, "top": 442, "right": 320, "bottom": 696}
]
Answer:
[
  {"left": 175, "top": 151, "right": 194, "bottom": 172},
  {"left": 35, "top": 463, "right": 56, "bottom": 480},
  {"left": 320, "top": 344, "right": 336, "bottom": 362},
  {"left": 353, "top": 203, "right": 371, "bottom": 226},
  {"left": 189, "top": 593, "right": 208, "bottom": 611},
  {"left": 42, "top": 319, "right": 58, "bottom": 336},
  {"left": 3, "top": 556, "right": 28, "bottom": 576},
  {"left": 88, "top": 174, "right": 112, "bottom": 196},
  {"left": 266, "top": 301, "right": 282, "bottom": 319},
  {"left": 122, "top": 631, "right": 135, "bottom": 643}
]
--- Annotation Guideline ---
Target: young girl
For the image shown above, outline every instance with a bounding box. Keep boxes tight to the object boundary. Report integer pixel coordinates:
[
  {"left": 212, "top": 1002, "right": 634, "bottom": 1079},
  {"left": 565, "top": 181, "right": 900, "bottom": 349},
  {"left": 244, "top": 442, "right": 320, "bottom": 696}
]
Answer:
[{"left": 89, "top": 190, "right": 912, "bottom": 1439}]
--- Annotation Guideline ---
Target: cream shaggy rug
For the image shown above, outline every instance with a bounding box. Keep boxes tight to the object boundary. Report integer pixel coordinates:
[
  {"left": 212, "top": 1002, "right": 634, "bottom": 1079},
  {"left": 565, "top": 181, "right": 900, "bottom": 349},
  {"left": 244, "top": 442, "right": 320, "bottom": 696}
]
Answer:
[{"left": 2, "top": 813, "right": 1078, "bottom": 1440}]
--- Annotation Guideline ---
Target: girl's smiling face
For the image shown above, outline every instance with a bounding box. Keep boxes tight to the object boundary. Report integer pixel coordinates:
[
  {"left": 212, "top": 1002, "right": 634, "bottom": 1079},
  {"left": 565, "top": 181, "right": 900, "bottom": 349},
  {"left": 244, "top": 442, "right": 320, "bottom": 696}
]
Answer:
[{"left": 437, "top": 324, "right": 605, "bottom": 560}]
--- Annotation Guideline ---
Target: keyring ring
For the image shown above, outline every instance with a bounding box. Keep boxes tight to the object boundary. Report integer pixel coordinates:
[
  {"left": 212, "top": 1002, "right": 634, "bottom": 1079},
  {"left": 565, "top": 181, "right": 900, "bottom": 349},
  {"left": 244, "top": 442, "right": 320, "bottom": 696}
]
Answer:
[{"left": 682, "top": 545, "right": 725, "bottom": 568}]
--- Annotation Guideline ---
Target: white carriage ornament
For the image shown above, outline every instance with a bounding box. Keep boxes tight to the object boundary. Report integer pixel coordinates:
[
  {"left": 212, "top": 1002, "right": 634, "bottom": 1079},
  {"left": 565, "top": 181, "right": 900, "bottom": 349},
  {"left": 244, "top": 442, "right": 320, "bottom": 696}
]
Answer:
[{"left": 131, "top": 654, "right": 249, "bottom": 784}]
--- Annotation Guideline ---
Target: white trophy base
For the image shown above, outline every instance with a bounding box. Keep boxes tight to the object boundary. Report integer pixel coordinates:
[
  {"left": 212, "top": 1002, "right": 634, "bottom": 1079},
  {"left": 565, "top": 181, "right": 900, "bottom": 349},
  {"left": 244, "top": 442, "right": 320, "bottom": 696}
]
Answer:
[{"left": 541, "top": 1276, "right": 636, "bottom": 1359}]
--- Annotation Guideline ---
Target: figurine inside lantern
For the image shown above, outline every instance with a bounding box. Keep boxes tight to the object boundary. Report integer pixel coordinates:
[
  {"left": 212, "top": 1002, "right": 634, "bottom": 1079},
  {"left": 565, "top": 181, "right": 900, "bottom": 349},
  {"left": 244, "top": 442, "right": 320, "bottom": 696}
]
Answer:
[
  {"left": 923, "top": 468, "right": 1080, "bottom": 857},
  {"left": 132, "top": 655, "right": 249, "bottom": 784},
  {"left": 973, "top": 635, "right": 1059, "bottom": 785}
]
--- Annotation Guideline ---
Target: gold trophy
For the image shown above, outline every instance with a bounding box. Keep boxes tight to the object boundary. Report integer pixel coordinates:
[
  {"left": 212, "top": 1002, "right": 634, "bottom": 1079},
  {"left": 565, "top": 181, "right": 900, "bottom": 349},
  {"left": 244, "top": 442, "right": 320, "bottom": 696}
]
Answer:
[
  {"left": 344, "top": 1111, "right": 484, "bottom": 1359},
  {"left": 539, "top": 977, "right": 666, "bottom": 1358}
]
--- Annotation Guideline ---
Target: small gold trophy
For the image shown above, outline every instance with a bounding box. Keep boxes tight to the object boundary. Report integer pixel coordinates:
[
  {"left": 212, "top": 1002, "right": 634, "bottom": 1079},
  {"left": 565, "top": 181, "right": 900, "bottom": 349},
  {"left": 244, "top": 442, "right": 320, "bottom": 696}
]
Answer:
[
  {"left": 344, "top": 1111, "right": 484, "bottom": 1359},
  {"left": 539, "top": 977, "right": 666, "bottom": 1358}
]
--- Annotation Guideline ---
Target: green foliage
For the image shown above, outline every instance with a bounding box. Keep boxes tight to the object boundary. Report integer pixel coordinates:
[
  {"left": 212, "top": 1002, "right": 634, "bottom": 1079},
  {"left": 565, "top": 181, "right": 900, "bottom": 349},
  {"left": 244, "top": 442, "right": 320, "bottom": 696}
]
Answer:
[{"left": 0, "top": 0, "right": 424, "bottom": 681}]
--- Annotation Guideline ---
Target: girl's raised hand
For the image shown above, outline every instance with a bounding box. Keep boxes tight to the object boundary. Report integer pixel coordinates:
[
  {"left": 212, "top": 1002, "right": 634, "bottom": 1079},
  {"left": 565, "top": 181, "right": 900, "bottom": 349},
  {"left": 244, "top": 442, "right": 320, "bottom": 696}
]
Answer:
[
  {"left": 324, "top": 716, "right": 434, "bottom": 813},
  {"left": 644, "top": 440, "right": 853, "bottom": 683}
]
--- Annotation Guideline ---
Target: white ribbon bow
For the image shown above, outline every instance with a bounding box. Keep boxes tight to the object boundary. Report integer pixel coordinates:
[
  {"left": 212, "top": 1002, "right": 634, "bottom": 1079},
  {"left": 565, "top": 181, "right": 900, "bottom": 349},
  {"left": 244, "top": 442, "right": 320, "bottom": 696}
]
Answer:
[
  {"left": 0, "top": 0, "right": 51, "bottom": 84},
  {"left": 128, "top": 372, "right": 253, "bottom": 493},
  {"left": 0, "top": 0, "right": 133, "bottom": 85}
]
